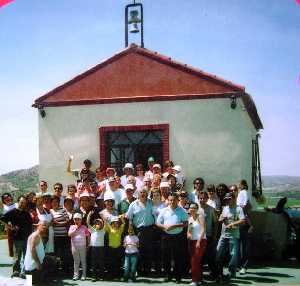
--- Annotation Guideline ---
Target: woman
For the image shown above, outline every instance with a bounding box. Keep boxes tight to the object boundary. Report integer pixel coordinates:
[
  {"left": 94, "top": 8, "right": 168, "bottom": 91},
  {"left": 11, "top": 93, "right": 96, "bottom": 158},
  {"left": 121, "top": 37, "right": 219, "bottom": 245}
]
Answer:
[
  {"left": 50, "top": 195, "right": 70, "bottom": 272},
  {"left": 216, "top": 183, "right": 229, "bottom": 208},
  {"left": 187, "top": 203, "right": 207, "bottom": 286},
  {"left": 37, "top": 194, "right": 54, "bottom": 254},
  {"left": 100, "top": 194, "right": 118, "bottom": 224},
  {"left": 151, "top": 188, "right": 166, "bottom": 275},
  {"left": 162, "top": 160, "right": 174, "bottom": 178},
  {"left": 207, "top": 184, "right": 221, "bottom": 211},
  {"left": 67, "top": 184, "right": 79, "bottom": 209},
  {"left": 151, "top": 173, "right": 161, "bottom": 189},
  {"left": 151, "top": 188, "right": 166, "bottom": 219},
  {"left": 135, "top": 163, "right": 145, "bottom": 191}
]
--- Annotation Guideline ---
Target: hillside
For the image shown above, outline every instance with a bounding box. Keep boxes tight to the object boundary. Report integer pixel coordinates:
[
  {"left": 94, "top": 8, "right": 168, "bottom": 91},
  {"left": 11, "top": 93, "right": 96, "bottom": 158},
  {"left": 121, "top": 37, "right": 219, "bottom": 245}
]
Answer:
[
  {"left": 262, "top": 175, "right": 300, "bottom": 200},
  {"left": 0, "top": 166, "right": 39, "bottom": 197}
]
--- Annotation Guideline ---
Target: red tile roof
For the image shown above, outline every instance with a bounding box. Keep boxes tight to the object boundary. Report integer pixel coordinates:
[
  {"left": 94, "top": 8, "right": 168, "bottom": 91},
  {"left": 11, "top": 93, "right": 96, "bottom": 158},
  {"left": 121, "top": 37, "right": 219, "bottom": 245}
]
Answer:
[{"left": 33, "top": 44, "right": 262, "bottom": 129}]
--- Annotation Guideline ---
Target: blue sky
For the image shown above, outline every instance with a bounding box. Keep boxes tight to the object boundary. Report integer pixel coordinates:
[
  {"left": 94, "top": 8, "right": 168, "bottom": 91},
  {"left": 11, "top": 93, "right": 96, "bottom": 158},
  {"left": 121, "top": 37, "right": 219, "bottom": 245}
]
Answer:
[{"left": 0, "top": 0, "right": 299, "bottom": 176}]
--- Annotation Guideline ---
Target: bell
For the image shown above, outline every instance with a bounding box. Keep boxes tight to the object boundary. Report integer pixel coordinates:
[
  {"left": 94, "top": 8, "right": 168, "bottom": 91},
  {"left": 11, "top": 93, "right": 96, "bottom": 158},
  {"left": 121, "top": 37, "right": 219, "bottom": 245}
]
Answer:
[
  {"left": 128, "top": 10, "right": 141, "bottom": 24},
  {"left": 129, "top": 22, "right": 139, "bottom": 33}
]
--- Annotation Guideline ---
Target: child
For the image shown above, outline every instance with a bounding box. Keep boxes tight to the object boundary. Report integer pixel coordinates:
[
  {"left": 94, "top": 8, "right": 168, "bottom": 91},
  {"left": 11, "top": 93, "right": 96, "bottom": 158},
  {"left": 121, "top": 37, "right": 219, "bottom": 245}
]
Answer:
[
  {"left": 87, "top": 212, "right": 105, "bottom": 281},
  {"left": 123, "top": 224, "right": 139, "bottom": 282},
  {"left": 68, "top": 213, "right": 90, "bottom": 281},
  {"left": 104, "top": 215, "right": 125, "bottom": 280}
]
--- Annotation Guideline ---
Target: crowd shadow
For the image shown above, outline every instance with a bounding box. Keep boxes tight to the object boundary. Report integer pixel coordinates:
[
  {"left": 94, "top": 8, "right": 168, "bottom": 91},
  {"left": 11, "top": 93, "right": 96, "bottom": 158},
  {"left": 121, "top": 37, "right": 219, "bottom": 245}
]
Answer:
[{"left": 246, "top": 271, "right": 293, "bottom": 278}]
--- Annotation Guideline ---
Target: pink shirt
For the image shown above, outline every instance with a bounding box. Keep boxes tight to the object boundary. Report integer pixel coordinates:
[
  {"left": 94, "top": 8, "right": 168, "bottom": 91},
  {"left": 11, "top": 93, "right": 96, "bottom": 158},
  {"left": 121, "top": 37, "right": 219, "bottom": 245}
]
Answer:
[{"left": 68, "top": 225, "right": 90, "bottom": 248}]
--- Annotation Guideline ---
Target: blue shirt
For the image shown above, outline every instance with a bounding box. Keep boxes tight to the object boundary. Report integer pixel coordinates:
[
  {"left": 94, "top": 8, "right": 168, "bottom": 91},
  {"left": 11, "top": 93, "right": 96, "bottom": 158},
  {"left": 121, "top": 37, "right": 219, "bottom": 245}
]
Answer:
[
  {"left": 157, "top": 206, "right": 188, "bottom": 235},
  {"left": 126, "top": 199, "right": 155, "bottom": 228}
]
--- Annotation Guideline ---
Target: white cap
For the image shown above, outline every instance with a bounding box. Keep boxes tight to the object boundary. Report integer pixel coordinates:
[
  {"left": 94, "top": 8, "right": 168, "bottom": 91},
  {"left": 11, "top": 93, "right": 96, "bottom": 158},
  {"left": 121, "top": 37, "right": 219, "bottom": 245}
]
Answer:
[
  {"left": 172, "top": 165, "right": 182, "bottom": 173},
  {"left": 143, "top": 176, "right": 151, "bottom": 182},
  {"left": 79, "top": 191, "right": 90, "bottom": 199},
  {"left": 123, "top": 163, "right": 134, "bottom": 170},
  {"left": 108, "top": 176, "right": 116, "bottom": 183},
  {"left": 153, "top": 163, "right": 161, "bottom": 169},
  {"left": 125, "top": 184, "right": 134, "bottom": 191},
  {"left": 73, "top": 213, "right": 82, "bottom": 219},
  {"left": 160, "top": 182, "right": 170, "bottom": 188},
  {"left": 104, "top": 192, "right": 115, "bottom": 202},
  {"left": 110, "top": 216, "right": 119, "bottom": 223}
]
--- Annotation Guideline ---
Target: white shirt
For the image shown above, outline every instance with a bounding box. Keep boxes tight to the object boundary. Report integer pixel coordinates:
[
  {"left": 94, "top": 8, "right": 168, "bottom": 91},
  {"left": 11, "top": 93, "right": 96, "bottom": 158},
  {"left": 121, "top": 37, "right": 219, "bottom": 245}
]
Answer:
[
  {"left": 237, "top": 189, "right": 248, "bottom": 207},
  {"left": 188, "top": 210, "right": 206, "bottom": 240},
  {"left": 89, "top": 227, "right": 105, "bottom": 247},
  {"left": 124, "top": 235, "right": 139, "bottom": 254},
  {"left": 105, "top": 189, "right": 125, "bottom": 207}
]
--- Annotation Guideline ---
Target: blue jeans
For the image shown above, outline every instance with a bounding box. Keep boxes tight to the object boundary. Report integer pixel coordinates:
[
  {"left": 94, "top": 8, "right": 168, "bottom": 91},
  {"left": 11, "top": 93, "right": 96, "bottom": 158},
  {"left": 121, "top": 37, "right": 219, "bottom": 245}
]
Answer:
[
  {"left": 216, "top": 236, "right": 239, "bottom": 277},
  {"left": 124, "top": 253, "right": 138, "bottom": 279}
]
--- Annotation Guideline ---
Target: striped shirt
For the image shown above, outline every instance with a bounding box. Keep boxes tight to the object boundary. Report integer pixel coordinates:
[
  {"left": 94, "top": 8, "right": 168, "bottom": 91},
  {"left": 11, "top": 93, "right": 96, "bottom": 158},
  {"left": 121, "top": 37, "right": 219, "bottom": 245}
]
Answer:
[{"left": 51, "top": 207, "right": 69, "bottom": 237}]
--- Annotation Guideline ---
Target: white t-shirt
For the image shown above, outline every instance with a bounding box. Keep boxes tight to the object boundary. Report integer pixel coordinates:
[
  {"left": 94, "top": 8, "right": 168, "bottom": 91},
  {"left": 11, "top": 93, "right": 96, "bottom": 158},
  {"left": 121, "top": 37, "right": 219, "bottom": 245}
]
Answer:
[
  {"left": 89, "top": 227, "right": 105, "bottom": 247},
  {"left": 105, "top": 189, "right": 125, "bottom": 207},
  {"left": 188, "top": 209, "right": 206, "bottom": 240},
  {"left": 124, "top": 235, "right": 139, "bottom": 254},
  {"left": 236, "top": 189, "right": 248, "bottom": 207}
]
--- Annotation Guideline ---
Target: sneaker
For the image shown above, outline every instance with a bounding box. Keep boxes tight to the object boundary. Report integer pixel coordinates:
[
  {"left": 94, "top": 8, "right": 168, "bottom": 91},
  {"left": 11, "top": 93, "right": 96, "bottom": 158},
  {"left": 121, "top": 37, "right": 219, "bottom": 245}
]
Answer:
[
  {"left": 190, "top": 282, "right": 198, "bottom": 286},
  {"left": 73, "top": 275, "right": 79, "bottom": 281},
  {"left": 239, "top": 268, "right": 246, "bottom": 275},
  {"left": 175, "top": 279, "right": 182, "bottom": 284},
  {"left": 81, "top": 276, "right": 86, "bottom": 281},
  {"left": 164, "top": 277, "right": 172, "bottom": 282},
  {"left": 11, "top": 271, "right": 20, "bottom": 278},
  {"left": 19, "top": 274, "right": 26, "bottom": 279}
]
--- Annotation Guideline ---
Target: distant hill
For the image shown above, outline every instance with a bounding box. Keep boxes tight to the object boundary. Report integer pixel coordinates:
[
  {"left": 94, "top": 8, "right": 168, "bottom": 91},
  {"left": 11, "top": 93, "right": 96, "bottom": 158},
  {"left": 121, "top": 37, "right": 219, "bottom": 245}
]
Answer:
[
  {"left": 262, "top": 175, "right": 300, "bottom": 200},
  {"left": 0, "top": 166, "right": 39, "bottom": 198}
]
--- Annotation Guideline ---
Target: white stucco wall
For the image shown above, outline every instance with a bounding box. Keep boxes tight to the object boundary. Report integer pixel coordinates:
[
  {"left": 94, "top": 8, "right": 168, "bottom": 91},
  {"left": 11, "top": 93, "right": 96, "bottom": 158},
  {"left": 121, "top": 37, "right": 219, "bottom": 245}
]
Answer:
[{"left": 38, "top": 98, "right": 258, "bottom": 204}]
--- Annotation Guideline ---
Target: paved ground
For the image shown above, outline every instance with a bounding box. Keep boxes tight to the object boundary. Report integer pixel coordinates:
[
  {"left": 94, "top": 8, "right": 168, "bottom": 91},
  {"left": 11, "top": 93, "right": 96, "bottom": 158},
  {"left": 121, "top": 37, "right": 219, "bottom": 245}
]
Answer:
[{"left": 0, "top": 239, "right": 300, "bottom": 286}]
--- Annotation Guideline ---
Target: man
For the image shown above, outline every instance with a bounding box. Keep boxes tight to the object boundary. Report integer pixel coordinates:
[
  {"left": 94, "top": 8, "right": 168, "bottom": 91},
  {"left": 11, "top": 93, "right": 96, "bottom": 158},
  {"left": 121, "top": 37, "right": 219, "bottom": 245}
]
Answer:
[
  {"left": 198, "top": 191, "right": 218, "bottom": 280},
  {"left": 53, "top": 182, "right": 65, "bottom": 207},
  {"left": 118, "top": 184, "right": 136, "bottom": 215},
  {"left": 160, "top": 181, "right": 170, "bottom": 203},
  {"left": 38, "top": 181, "right": 48, "bottom": 195},
  {"left": 144, "top": 157, "right": 155, "bottom": 180},
  {"left": 1, "top": 196, "right": 33, "bottom": 278},
  {"left": 121, "top": 163, "right": 134, "bottom": 187},
  {"left": 157, "top": 193, "right": 188, "bottom": 283},
  {"left": 216, "top": 193, "right": 245, "bottom": 281},
  {"left": 126, "top": 188, "right": 155, "bottom": 275},
  {"left": 105, "top": 176, "right": 124, "bottom": 207},
  {"left": 24, "top": 220, "right": 55, "bottom": 285},
  {"left": 189, "top": 177, "right": 205, "bottom": 204},
  {"left": 67, "top": 157, "right": 96, "bottom": 182}
]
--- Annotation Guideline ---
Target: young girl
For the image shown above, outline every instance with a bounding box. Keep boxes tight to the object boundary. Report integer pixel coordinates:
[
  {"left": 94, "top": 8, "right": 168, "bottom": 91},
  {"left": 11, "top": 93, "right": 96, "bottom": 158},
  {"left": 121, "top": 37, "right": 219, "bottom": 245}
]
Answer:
[
  {"left": 104, "top": 216, "right": 125, "bottom": 279},
  {"left": 188, "top": 203, "right": 207, "bottom": 286},
  {"left": 87, "top": 211, "right": 105, "bottom": 281},
  {"left": 123, "top": 224, "right": 139, "bottom": 282},
  {"left": 68, "top": 213, "right": 90, "bottom": 281}
]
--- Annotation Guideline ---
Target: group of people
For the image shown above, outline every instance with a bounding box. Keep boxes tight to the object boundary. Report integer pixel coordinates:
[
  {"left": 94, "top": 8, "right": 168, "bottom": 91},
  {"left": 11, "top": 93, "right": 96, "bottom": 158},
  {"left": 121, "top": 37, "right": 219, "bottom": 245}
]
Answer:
[{"left": 0, "top": 156, "right": 252, "bottom": 286}]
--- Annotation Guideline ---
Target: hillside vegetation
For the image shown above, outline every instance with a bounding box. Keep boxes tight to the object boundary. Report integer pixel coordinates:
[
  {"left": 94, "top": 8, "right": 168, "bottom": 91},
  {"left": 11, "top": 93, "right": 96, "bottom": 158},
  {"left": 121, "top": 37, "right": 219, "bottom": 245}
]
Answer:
[{"left": 0, "top": 166, "right": 38, "bottom": 198}]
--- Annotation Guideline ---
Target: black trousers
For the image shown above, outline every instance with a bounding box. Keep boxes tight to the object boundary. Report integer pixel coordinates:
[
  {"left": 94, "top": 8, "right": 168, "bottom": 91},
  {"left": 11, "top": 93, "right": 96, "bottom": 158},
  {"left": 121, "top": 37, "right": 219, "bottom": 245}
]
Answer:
[
  {"left": 90, "top": 246, "right": 105, "bottom": 277},
  {"left": 54, "top": 236, "right": 72, "bottom": 272},
  {"left": 203, "top": 236, "right": 218, "bottom": 277},
  {"left": 136, "top": 225, "right": 154, "bottom": 273},
  {"left": 106, "top": 247, "right": 123, "bottom": 278},
  {"left": 161, "top": 232, "right": 185, "bottom": 280}
]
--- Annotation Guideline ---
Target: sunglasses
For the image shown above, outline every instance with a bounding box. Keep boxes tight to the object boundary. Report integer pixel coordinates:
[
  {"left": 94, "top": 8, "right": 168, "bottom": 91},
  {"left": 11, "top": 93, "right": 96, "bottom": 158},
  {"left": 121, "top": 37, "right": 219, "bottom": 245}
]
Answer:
[{"left": 54, "top": 187, "right": 62, "bottom": 190}]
